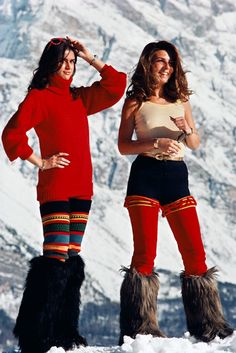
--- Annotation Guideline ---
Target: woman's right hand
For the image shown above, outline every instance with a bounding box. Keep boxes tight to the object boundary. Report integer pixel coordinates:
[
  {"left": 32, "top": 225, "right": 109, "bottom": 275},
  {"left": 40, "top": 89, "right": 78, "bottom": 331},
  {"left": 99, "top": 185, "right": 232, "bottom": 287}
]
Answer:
[
  {"left": 41, "top": 152, "right": 70, "bottom": 170},
  {"left": 157, "top": 138, "right": 181, "bottom": 155}
]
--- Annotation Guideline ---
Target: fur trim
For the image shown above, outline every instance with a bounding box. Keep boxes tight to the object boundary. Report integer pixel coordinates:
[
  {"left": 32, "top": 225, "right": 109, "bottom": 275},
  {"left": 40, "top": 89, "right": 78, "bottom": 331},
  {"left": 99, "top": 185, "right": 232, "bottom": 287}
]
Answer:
[
  {"left": 14, "top": 256, "right": 68, "bottom": 353},
  {"left": 58, "top": 255, "right": 87, "bottom": 349},
  {"left": 119, "top": 267, "right": 165, "bottom": 345},
  {"left": 181, "top": 267, "right": 233, "bottom": 342}
]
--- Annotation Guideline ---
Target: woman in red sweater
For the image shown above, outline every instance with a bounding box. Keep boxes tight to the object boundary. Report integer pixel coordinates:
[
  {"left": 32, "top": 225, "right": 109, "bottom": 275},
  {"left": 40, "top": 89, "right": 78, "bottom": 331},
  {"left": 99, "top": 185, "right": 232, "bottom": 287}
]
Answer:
[{"left": 2, "top": 36, "right": 126, "bottom": 353}]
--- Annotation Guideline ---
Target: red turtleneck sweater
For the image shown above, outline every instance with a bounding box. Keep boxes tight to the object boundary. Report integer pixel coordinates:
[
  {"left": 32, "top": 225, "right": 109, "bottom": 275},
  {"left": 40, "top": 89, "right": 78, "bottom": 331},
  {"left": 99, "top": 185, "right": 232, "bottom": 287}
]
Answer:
[{"left": 2, "top": 65, "right": 126, "bottom": 203}]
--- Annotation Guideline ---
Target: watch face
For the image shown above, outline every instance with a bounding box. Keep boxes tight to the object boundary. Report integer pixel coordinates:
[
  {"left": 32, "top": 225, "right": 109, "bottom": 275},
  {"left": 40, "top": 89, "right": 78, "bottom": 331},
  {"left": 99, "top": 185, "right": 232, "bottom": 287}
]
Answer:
[{"left": 186, "top": 128, "right": 193, "bottom": 135}]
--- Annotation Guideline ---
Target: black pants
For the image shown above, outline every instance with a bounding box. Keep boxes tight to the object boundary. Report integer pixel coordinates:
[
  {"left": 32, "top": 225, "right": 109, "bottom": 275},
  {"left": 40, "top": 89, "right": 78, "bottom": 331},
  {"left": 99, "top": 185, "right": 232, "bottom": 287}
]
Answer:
[{"left": 126, "top": 155, "right": 190, "bottom": 205}]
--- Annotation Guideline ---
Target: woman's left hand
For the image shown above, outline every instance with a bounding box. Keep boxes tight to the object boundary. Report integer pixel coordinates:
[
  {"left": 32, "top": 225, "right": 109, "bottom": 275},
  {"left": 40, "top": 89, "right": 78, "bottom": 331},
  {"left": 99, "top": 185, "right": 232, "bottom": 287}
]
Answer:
[
  {"left": 67, "top": 36, "right": 105, "bottom": 71},
  {"left": 170, "top": 116, "right": 191, "bottom": 133},
  {"left": 66, "top": 36, "right": 92, "bottom": 62}
]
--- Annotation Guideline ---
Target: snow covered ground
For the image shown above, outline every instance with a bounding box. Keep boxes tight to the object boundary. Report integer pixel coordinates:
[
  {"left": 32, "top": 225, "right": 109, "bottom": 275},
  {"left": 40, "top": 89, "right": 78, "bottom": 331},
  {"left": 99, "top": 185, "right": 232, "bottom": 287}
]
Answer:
[{"left": 44, "top": 332, "right": 236, "bottom": 353}]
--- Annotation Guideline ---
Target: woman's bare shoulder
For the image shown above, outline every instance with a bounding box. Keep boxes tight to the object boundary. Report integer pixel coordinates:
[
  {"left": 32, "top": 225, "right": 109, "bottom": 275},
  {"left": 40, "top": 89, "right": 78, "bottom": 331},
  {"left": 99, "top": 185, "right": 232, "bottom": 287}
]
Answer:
[{"left": 122, "top": 98, "right": 141, "bottom": 115}]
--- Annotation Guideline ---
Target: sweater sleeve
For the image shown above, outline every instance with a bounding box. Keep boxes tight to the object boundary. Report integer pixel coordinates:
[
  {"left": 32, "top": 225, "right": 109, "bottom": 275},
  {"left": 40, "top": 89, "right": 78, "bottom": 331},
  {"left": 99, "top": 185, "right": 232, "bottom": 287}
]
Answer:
[
  {"left": 78, "top": 64, "right": 127, "bottom": 116},
  {"left": 2, "top": 90, "right": 42, "bottom": 161}
]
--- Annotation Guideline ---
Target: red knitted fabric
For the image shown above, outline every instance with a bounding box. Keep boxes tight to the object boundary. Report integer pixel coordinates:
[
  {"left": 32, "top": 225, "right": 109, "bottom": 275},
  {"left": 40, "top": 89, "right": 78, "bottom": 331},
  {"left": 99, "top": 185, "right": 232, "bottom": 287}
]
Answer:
[
  {"left": 165, "top": 206, "right": 207, "bottom": 275},
  {"left": 2, "top": 65, "right": 126, "bottom": 203},
  {"left": 125, "top": 195, "right": 160, "bottom": 275}
]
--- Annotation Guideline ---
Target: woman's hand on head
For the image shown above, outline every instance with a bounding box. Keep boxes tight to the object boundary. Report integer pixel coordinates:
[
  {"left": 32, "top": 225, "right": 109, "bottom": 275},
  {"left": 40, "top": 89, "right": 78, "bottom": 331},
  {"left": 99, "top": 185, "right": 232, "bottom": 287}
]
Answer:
[
  {"left": 158, "top": 138, "right": 181, "bottom": 155},
  {"left": 66, "top": 36, "right": 105, "bottom": 71},
  {"left": 41, "top": 152, "right": 70, "bottom": 170},
  {"left": 66, "top": 37, "right": 91, "bottom": 61}
]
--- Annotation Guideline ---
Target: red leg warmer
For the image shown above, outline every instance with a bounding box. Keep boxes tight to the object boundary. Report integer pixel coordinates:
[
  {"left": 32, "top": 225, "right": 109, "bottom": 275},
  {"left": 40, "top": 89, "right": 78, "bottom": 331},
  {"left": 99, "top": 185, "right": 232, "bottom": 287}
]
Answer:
[
  {"left": 162, "top": 196, "right": 207, "bottom": 275},
  {"left": 125, "top": 195, "right": 160, "bottom": 275}
]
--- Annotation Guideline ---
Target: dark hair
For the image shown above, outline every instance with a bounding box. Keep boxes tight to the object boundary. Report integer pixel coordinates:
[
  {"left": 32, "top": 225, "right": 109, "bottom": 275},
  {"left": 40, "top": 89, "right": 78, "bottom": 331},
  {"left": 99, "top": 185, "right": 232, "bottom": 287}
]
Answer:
[
  {"left": 127, "top": 40, "right": 192, "bottom": 103},
  {"left": 28, "top": 38, "right": 78, "bottom": 91}
]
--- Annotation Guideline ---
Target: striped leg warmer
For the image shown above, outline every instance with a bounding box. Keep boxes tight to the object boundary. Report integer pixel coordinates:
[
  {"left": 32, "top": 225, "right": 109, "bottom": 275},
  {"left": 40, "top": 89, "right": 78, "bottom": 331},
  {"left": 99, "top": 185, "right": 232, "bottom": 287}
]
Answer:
[
  {"left": 68, "top": 198, "right": 92, "bottom": 257},
  {"left": 40, "top": 201, "right": 70, "bottom": 261}
]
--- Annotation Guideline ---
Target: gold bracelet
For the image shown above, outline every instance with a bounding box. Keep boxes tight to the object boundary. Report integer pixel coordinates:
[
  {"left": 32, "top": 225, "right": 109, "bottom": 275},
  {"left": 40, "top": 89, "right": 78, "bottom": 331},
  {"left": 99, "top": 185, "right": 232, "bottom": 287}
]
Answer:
[{"left": 89, "top": 54, "right": 97, "bottom": 65}]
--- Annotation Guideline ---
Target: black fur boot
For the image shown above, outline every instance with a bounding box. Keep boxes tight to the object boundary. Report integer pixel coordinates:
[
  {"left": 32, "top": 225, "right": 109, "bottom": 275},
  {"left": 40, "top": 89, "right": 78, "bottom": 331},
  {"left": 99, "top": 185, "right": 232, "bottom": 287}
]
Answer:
[
  {"left": 58, "top": 255, "right": 87, "bottom": 350},
  {"left": 119, "top": 267, "right": 165, "bottom": 345},
  {"left": 13, "top": 256, "right": 68, "bottom": 353},
  {"left": 181, "top": 267, "right": 234, "bottom": 342}
]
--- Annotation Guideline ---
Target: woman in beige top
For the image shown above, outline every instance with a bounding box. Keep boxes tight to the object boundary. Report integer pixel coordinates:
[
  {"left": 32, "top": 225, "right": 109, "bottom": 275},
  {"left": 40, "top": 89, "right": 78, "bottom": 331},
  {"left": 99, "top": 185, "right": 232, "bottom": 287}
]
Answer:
[{"left": 118, "top": 41, "right": 233, "bottom": 344}]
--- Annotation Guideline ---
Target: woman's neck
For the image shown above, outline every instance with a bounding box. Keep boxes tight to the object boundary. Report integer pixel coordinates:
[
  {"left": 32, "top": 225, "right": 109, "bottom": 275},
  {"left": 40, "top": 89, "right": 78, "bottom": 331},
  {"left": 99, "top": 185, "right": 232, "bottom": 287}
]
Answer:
[
  {"left": 153, "top": 85, "right": 164, "bottom": 98},
  {"left": 149, "top": 87, "right": 167, "bottom": 103}
]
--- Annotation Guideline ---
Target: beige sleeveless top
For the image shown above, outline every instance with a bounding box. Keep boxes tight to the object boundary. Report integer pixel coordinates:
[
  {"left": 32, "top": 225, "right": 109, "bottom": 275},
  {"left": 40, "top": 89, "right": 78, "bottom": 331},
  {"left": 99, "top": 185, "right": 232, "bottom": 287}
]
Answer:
[{"left": 135, "top": 101, "right": 185, "bottom": 158}]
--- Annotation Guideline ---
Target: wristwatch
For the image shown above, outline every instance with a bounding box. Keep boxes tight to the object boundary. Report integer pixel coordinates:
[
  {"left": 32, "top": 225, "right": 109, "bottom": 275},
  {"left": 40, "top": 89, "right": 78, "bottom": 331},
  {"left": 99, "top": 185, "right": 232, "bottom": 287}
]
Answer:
[{"left": 185, "top": 127, "right": 193, "bottom": 136}]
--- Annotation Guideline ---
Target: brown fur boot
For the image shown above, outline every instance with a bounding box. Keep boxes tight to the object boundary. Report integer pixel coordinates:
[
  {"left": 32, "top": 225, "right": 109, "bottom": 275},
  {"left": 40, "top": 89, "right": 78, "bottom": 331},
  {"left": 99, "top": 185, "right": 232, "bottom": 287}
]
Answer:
[
  {"left": 181, "top": 267, "right": 234, "bottom": 342},
  {"left": 119, "top": 267, "right": 165, "bottom": 345}
]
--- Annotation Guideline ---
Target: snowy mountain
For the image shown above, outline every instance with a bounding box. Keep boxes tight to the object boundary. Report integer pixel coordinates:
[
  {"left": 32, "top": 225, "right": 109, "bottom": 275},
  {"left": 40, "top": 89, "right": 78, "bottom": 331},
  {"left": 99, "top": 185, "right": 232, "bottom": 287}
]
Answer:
[{"left": 0, "top": 0, "right": 236, "bottom": 351}]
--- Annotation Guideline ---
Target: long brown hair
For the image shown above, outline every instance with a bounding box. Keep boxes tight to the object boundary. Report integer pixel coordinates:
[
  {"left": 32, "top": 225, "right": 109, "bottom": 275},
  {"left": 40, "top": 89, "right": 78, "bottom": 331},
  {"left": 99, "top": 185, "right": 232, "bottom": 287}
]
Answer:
[
  {"left": 28, "top": 38, "right": 78, "bottom": 91},
  {"left": 127, "top": 41, "right": 192, "bottom": 103}
]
